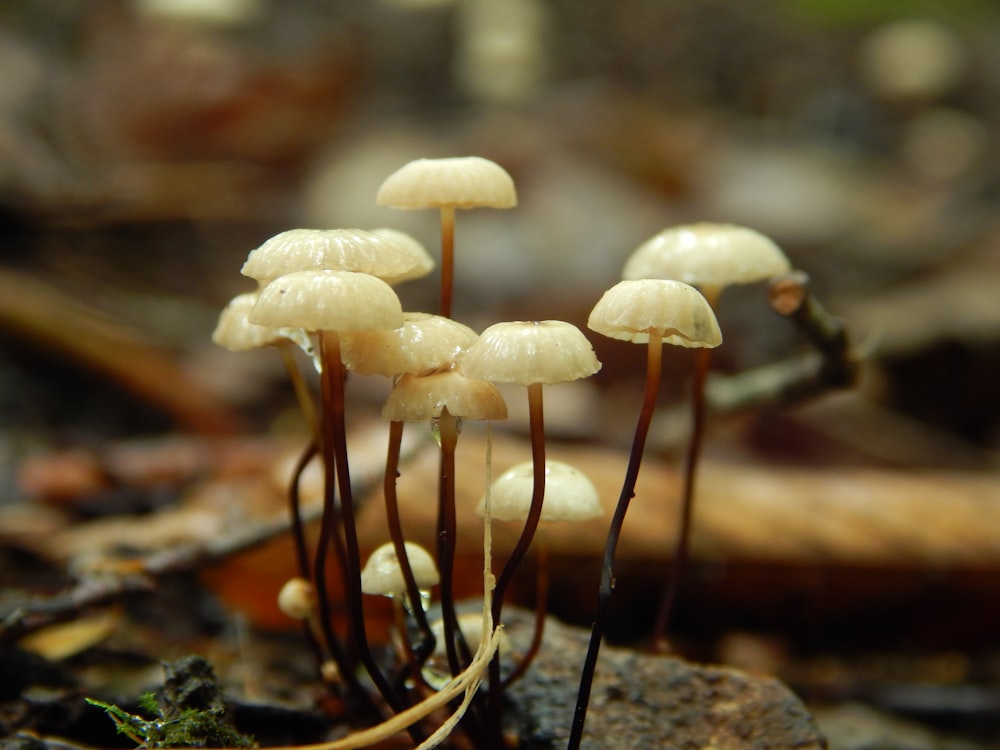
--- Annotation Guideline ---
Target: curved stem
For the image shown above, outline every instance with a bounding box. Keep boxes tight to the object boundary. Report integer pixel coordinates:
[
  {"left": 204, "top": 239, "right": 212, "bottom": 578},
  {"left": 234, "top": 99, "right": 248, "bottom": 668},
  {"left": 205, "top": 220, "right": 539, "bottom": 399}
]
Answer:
[
  {"left": 383, "top": 419, "right": 436, "bottom": 683},
  {"left": 320, "top": 331, "right": 420, "bottom": 741},
  {"left": 488, "top": 382, "right": 546, "bottom": 739},
  {"left": 650, "top": 345, "right": 713, "bottom": 651},
  {"left": 502, "top": 530, "right": 549, "bottom": 688},
  {"left": 568, "top": 335, "right": 662, "bottom": 750},
  {"left": 289, "top": 441, "right": 317, "bottom": 581},
  {"left": 439, "top": 206, "right": 455, "bottom": 319},
  {"left": 279, "top": 342, "right": 319, "bottom": 440}
]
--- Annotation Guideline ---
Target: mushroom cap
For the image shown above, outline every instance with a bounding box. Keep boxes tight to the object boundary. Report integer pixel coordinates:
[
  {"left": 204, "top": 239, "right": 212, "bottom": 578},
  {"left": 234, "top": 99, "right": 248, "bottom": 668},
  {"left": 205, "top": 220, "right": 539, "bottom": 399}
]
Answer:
[
  {"left": 459, "top": 320, "right": 601, "bottom": 386},
  {"left": 340, "top": 312, "right": 479, "bottom": 377},
  {"left": 369, "top": 228, "right": 436, "bottom": 285},
  {"left": 622, "top": 223, "right": 790, "bottom": 291},
  {"left": 588, "top": 279, "right": 722, "bottom": 348},
  {"left": 212, "top": 292, "right": 291, "bottom": 351},
  {"left": 241, "top": 228, "right": 422, "bottom": 284},
  {"left": 375, "top": 156, "right": 517, "bottom": 210},
  {"left": 250, "top": 270, "right": 403, "bottom": 333},
  {"left": 277, "top": 577, "right": 316, "bottom": 621},
  {"left": 360, "top": 541, "right": 439, "bottom": 596},
  {"left": 478, "top": 459, "right": 603, "bottom": 523},
  {"left": 382, "top": 370, "right": 507, "bottom": 422}
]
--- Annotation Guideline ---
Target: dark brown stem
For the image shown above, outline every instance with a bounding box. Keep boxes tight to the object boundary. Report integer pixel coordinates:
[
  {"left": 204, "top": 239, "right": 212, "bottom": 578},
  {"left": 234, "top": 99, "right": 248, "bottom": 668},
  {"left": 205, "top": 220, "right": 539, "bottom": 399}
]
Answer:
[
  {"left": 568, "top": 335, "right": 662, "bottom": 750},
  {"left": 435, "top": 408, "right": 468, "bottom": 677},
  {"left": 289, "top": 441, "right": 317, "bottom": 582},
  {"left": 313, "top": 334, "right": 374, "bottom": 720},
  {"left": 650, "top": 343, "right": 713, "bottom": 650},
  {"left": 488, "top": 381, "right": 546, "bottom": 740},
  {"left": 383, "top": 419, "right": 436, "bottom": 682},
  {"left": 319, "top": 332, "right": 419, "bottom": 740},
  {"left": 439, "top": 206, "right": 455, "bottom": 319},
  {"left": 502, "top": 530, "right": 549, "bottom": 688}
]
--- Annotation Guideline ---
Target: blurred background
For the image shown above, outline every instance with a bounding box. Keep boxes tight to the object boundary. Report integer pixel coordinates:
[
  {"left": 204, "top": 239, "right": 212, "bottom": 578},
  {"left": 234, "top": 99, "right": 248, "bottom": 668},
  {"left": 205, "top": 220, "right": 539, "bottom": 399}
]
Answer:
[{"left": 1, "top": 1, "right": 1000, "bottom": 746}]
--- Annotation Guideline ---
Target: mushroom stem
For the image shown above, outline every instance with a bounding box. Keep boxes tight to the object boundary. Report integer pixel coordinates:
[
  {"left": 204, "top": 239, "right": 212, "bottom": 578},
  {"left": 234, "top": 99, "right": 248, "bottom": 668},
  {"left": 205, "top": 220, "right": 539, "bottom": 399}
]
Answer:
[
  {"left": 383, "top": 419, "right": 436, "bottom": 682},
  {"left": 502, "top": 527, "right": 549, "bottom": 688},
  {"left": 650, "top": 286, "right": 719, "bottom": 650},
  {"left": 319, "top": 331, "right": 420, "bottom": 739},
  {"left": 279, "top": 342, "right": 319, "bottom": 439},
  {"left": 313, "top": 336, "right": 377, "bottom": 717},
  {"left": 568, "top": 333, "right": 662, "bottom": 750},
  {"left": 488, "top": 381, "right": 546, "bottom": 732},
  {"left": 439, "top": 205, "right": 456, "bottom": 318},
  {"left": 435, "top": 407, "right": 469, "bottom": 677}
]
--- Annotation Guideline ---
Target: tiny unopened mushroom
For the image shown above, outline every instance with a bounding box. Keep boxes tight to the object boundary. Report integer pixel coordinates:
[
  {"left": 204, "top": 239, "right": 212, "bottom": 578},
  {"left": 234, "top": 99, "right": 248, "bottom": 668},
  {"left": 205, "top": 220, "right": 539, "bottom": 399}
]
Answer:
[
  {"left": 376, "top": 156, "right": 517, "bottom": 318},
  {"left": 361, "top": 541, "right": 439, "bottom": 600}
]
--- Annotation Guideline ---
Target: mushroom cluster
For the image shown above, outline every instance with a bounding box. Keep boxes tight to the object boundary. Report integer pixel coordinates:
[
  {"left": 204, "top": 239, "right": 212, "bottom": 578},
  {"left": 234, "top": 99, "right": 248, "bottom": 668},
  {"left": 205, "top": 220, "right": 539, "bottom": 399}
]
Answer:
[{"left": 212, "top": 158, "right": 814, "bottom": 750}]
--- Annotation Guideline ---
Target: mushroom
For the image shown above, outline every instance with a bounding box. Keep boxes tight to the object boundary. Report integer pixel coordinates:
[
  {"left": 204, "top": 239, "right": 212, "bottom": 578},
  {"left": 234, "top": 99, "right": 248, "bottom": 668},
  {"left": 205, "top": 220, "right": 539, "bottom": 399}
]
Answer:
[
  {"left": 459, "top": 319, "right": 600, "bottom": 727},
  {"left": 568, "top": 279, "right": 720, "bottom": 750},
  {"left": 340, "top": 312, "right": 478, "bottom": 378},
  {"left": 621, "top": 223, "right": 789, "bottom": 644},
  {"left": 361, "top": 541, "right": 440, "bottom": 602},
  {"left": 376, "top": 156, "right": 517, "bottom": 318},
  {"left": 250, "top": 269, "right": 411, "bottom": 725},
  {"left": 382, "top": 369, "right": 506, "bottom": 678},
  {"left": 476, "top": 459, "right": 602, "bottom": 686}
]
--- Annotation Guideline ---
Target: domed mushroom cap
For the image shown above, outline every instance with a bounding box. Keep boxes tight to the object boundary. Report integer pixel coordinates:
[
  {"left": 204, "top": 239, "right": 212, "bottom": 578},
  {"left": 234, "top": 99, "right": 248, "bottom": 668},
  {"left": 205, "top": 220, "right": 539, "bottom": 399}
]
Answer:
[
  {"left": 459, "top": 320, "right": 601, "bottom": 386},
  {"left": 375, "top": 156, "right": 517, "bottom": 210},
  {"left": 382, "top": 370, "right": 507, "bottom": 422},
  {"left": 588, "top": 279, "right": 722, "bottom": 348},
  {"left": 277, "top": 577, "right": 316, "bottom": 621},
  {"left": 340, "top": 313, "right": 479, "bottom": 377},
  {"left": 369, "top": 228, "right": 436, "bottom": 285},
  {"left": 250, "top": 270, "right": 403, "bottom": 333},
  {"left": 623, "top": 223, "right": 790, "bottom": 290},
  {"left": 361, "top": 541, "right": 439, "bottom": 597},
  {"left": 478, "top": 459, "right": 603, "bottom": 523},
  {"left": 212, "top": 292, "right": 291, "bottom": 351},
  {"left": 241, "top": 228, "right": 422, "bottom": 284}
]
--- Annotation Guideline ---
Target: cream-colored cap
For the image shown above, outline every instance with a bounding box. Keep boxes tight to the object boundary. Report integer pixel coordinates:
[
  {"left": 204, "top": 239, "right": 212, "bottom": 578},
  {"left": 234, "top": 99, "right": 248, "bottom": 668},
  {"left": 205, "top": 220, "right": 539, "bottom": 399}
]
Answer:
[
  {"left": 623, "top": 223, "right": 790, "bottom": 290},
  {"left": 478, "top": 459, "right": 603, "bottom": 522},
  {"left": 277, "top": 577, "right": 316, "bottom": 621},
  {"left": 241, "top": 228, "right": 422, "bottom": 284},
  {"left": 382, "top": 370, "right": 507, "bottom": 422},
  {"left": 250, "top": 270, "right": 403, "bottom": 333},
  {"left": 459, "top": 320, "right": 601, "bottom": 385},
  {"left": 212, "top": 292, "right": 290, "bottom": 351},
  {"left": 369, "top": 228, "right": 436, "bottom": 285},
  {"left": 588, "top": 279, "right": 722, "bottom": 348},
  {"left": 360, "top": 541, "right": 439, "bottom": 596},
  {"left": 375, "top": 156, "right": 517, "bottom": 210},
  {"left": 340, "top": 313, "right": 478, "bottom": 377}
]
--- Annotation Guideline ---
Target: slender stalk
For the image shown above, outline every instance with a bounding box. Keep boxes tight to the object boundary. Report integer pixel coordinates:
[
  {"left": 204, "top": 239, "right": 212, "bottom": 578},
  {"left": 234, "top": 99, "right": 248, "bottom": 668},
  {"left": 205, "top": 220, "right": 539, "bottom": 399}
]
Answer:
[
  {"left": 311, "top": 342, "right": 375, "bottom": 716},
  {"left": 289, "top": 440, "right": 318, "bottom": 582},
  {"left": 439, "top": 206, "right": 456, "bottom": 318},
  {"left": 568, "top": 335, "right": 662, "bottom": 750},
  {"left": 650, "top": 286, "right": 719, "bottom": 650},
  {"left": 383, "top": 419, "right": 436, "bottom": 680},
  {"left": 502, "top": 528, "right": 549, "bottom": 688},
  {"left": 279, "top": 343, "right": 319, "bottom": 439},
  {"left": 488, "top": 381, "right": 546, "bottom": 739},
  {"left": 435, "top": 408, "right": 467, "bottom": 677},
  {"left": 319, "top": 332, "right": 420, "bottom": 741}
]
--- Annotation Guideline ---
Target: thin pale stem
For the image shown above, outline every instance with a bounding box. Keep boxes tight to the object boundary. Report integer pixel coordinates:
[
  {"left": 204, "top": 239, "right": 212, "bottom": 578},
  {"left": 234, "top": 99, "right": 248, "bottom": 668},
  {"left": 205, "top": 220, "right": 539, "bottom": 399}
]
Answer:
[
  {"left": 439, "top": 205, "right": 455, "bottom": 319},
  {"left": 488, "top": 381, "right": 546, "bottom": 740},
  {"left": 279, "top": 342, "right": 319, "bottom": 439},
  {"left": 383, "top": 419, "right": 436, "bottom": 682},
  {"left": 568, "top": 335, "right": 662, "bottom": 750}
]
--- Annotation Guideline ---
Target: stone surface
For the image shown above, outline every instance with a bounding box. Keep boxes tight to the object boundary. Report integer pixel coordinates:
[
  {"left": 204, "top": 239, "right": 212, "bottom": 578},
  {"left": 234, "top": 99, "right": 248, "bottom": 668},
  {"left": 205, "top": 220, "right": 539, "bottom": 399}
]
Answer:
[{"left": 502, "top": 612, "right": 827, "bottom": 750}]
